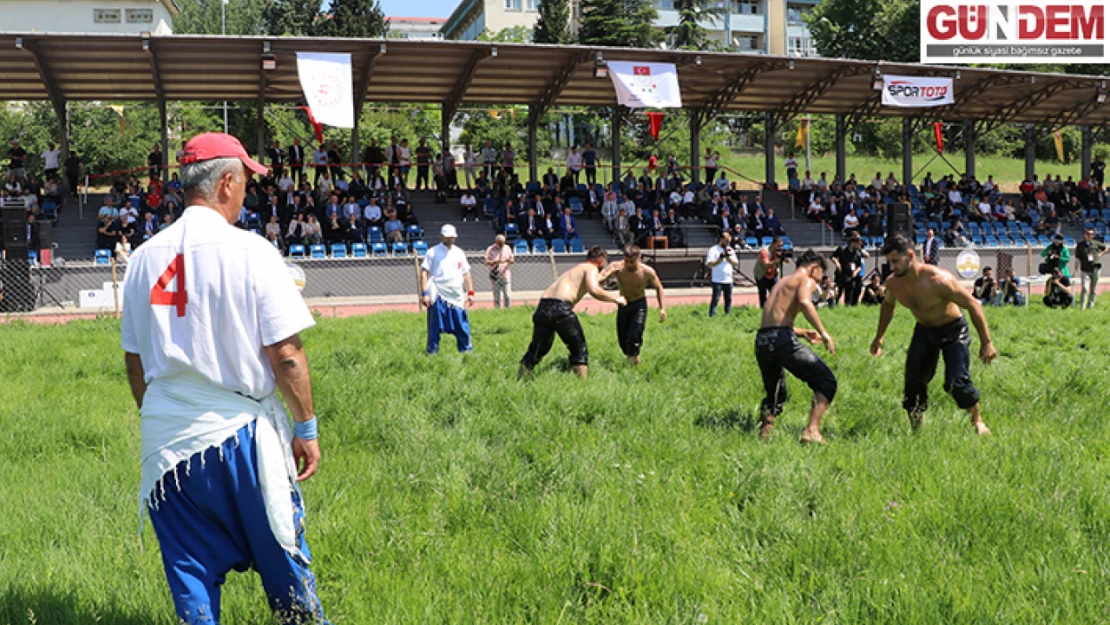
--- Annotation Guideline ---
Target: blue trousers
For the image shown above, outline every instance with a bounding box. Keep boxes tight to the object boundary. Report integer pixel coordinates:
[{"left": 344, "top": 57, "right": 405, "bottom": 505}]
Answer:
[
  {"left": 148, "top": 424, "right": 326, "bottom": 625},
  {"left": 709, "top": 282, "right": 733, "bottom": 317},
  {"left": 427, "top": 297, "right": 473, "bottom": 354}
]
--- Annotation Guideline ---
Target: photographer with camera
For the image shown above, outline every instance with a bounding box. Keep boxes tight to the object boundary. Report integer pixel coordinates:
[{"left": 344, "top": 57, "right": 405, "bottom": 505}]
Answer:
[
  {"left": 831, "top": 234, "right": 869, "bottom": 306},
  {"left": 484, "top": 233, "right": 515, "bottom": 309},
  {"left": 1040, "top": 234, "right": 1071, "bottom": 278},
  {"left": 973, "top": 266, "right": 998, "bottom": 306},
  {"left": 755, "top": 236, "right": 790, "bottom": 307},
  {"left": 706, "top": 231, "right": 740, "bottom": 317},
  {"left": 1044, "top": 266, "right": 1074, "bottom": 308}
]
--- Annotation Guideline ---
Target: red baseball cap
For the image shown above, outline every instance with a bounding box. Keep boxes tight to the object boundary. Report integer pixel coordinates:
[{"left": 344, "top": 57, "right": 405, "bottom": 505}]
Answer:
[{"left": 179, "top": 132, "right": 268, "bottom": 175}]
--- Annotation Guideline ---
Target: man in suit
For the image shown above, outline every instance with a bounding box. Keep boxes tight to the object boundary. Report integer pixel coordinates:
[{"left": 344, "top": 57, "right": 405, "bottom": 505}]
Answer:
[
  {"left": 558, "top": 206, "right": 578, "bottom": 244},
  {"left": 287, "top": 138, "right": 305, "bottom": 187},
  {"left": 267, "top": 140, "right": 284, "bottom": 180},
  {"left": 922, "top": 228, "right": 940, "bottom": 265},
  {"left": 662, "top": 207, "right": 684, "bottom": 247},
  {"left": 714, "top": 207, "right": 735, "bottom": 235},
  {"left": 630, "top": 206, "right": 651, "bottom": 247},
  {"left": 518, "top": 208, "right": 544, "bottom": 245}
]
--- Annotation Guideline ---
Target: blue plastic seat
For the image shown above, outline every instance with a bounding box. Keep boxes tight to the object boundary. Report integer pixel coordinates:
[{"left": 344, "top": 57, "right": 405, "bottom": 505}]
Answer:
[
  {"left": 514, "top": 239, "right": 529, "bottom": 254},
  {"left": 412, "top": 240, "right": 428, "bottom": 256},
  {"left": 288, "top": 244, "right": 306, "bottom": 259},
  {"left": 406, "top": 224, "right": 423, "bottom": 241},
  {"left": 551, "top": 239, "right": 567, "bottom": 253},
  {"left": 372, "top": 242, "right": 388, "bottom": 257},
  {"left": 28, "top": 249, "right": 38, "bottom": 264},
  {"left": 351, "top": 242, "right": 368, "bottom": 258},
  {"left": 309, "top": 244, "right": 326, "bottom": 259},
  {"left": 745, "top": 237, "right": 759, "bottom": 249},
  {"left": 761, "top": 236, "right": 773, "bottom": 247},
  {"left": 41, "top": 201, "right": 57, "bottom": 220},
  {"left": 504, "top": 222, "right": 520, "bottom": 239},
  {"left": 532, "top": 239, "right": 548, "bottom": 253},
  {"left": 331, "top": 243, "right": 348, "bottom": 258},
  {"left": 570, "top": 238, "right": 584, "bottom": 253},
  {"left": 568, "top": 197, "right": 583, "bottom": 215},
  {"left": 95, "top": 249, "right": 111, "bottom": 265},
  {"left": 368, "top": 226, "right": 383, "bottom": 244},
  {"left": 392, "top": 241, "right": 409, "bottom": 255},
  {"left": 484, "top": 198, "right": 498, "bottom": 218}
]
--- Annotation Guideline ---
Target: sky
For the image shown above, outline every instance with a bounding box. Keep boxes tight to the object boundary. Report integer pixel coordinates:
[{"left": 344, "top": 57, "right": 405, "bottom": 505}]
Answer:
[{"left": 377, "top": 0, "right": 458, "bottom": 19}]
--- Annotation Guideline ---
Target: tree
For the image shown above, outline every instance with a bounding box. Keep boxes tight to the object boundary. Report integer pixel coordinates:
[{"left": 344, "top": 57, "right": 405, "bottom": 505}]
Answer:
[
  {"left": 317, "top": 0, "right": 389, "bottom": 38},
  {"left": 263, "top": 0, "right": 320, "bottom": 36},
  {"left": 477, "top": 26, "right": 531, "bottom": 43},
  {"left": 578, "top": 0, "right": 660, "bottom": 49},
  {"left": 532, "top": 0, "right": 571, "bottom": 45},
  {"left": 805, "top": 0, "right": 919, "bottom": 62},
  {"left": 667, "top": 0, "right": 725, "bottom": 50},
  {"left": 174, "top": 0, "right": 272, "bottom": 35}
]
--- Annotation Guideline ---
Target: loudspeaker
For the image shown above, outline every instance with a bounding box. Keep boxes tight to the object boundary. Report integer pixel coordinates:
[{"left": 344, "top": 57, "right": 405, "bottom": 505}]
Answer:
[
  {"left": 2, "top": 207, "right": 27, "bottom": 258},
  {"left": 0, "top": 259, "right": 34, "bottom": 312},
  {"left": 887, "top": 202, "right": 913, "bottom": 238}
]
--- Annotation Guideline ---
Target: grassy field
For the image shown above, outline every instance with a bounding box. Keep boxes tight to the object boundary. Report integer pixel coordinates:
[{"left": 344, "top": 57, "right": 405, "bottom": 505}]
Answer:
[{"left": 2, "top": 303, "right": 1110, "bottom": 624}]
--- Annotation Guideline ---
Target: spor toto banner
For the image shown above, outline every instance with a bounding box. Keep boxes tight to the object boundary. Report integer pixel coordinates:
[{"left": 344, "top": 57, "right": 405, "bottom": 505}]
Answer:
[
  {"left": 296, "top": 52, "right": 355, "bottom": 128},
  {"left": 881, "top": 75, "right": 955, "bottom": 107},
  {"left": 607, "top": 62, "right": 683, "bottom": 109},
  {"left": 921, "top": 0, "right": 1107, "bottom": 63}
]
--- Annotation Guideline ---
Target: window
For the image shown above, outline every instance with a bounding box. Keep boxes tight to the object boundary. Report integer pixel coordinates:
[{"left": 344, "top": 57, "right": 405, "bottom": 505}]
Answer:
[
  {"left": 93, "top": 8, "right": 120, "bottom": 23},
  {"left": 126, "top": 8, "right": 153, "bottom": 23},
  {"left": 734, "top": 35, "right": 760, "bottom": 51},
  {"left": 527, "top": 0, "right": 538, "bottom": 9},
  {"left": 734, "top": 0, "right": 760, "bottom": 14},
  {"left": 787, "top": 6, "right": 811, "bottom": 24},
  {"left": 505, "top": 0, "right": 522, "bottom": 9},
  {"left": 658, "top": 0, "right": 674, "bottom": 9},
  {"left": 788, "top": 36, "right": 815, "bottom": 56}
]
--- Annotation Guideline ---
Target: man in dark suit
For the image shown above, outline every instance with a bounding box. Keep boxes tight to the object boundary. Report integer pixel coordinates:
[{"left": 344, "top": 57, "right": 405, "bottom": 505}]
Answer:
[
  {"left": 662, "top": 207, "right": 684, "bottom": 247},
  {"left": 267, "top": 140, "right": 284, "bottom": 180},
  {"left": 287, "top": 138, "right": 305, "bottom": 187},
  {"left": 557, "top": 206, "right": 578, "bottom": 244},
  {"left": 714, "top": 207, "right": 735, "bottom": 235},
  {"left": 518, "top": 208, "right": 544, "bottom": 244},
  {"left": 922, "top": 228, "right": 940, "bottom": 265},
  {"left": 630, "top": 207, "right": 650, "bottom": 246}
]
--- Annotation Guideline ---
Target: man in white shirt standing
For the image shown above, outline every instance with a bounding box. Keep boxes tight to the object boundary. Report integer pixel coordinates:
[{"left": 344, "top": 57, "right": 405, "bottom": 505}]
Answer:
[
  {"left": 120, "top": 132, "right": 326, "bottom": 625},
  {"left": 484, "top": 233, "right": 514, "bottom": 308},
  {"left": 706, "top": 231, "right": 740, "bottom": 317},
  {"left": 420, "top": 224, "right": 475, "bottom": 354},
  {"left": 41, "top": 142, "right": 61, "bottom": 182}
]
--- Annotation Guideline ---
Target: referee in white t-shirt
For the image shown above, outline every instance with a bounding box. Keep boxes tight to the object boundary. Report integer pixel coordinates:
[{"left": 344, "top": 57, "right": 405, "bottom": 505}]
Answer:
[
  {"left": 120, "top": 132, "right": 327, "bottom": 624},
  {"left": 420, "top": 224, "right": 475, "bottom": 354}
]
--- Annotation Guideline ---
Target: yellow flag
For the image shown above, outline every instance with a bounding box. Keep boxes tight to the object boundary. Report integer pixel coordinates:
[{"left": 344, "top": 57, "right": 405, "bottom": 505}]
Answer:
[
  {"left": 795, "top": 119, "right": 808, "bottom": 149},
  {"left": 1053, "top": 130, "right": 1065, "bottom": 162},
  {"left": 108, "top": 105, "right": 130, "bottom": 137}
]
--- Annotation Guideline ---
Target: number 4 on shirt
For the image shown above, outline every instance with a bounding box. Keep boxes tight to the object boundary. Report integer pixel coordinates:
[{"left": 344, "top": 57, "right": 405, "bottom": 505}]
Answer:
[{"left": 150, "top": 254, "right": 188, "bottom": 317}]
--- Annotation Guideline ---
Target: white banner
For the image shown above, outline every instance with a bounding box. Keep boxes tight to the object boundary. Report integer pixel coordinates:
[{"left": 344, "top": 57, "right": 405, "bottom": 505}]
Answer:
[
  {"left": 921, "top": 0, "right": 1108, "bottom": 64},
  {"left": 296, "top": 52, "right": 354, "bottom": 129},
  {"left": 881, "top": 75, "right": 955, "bottom": 107},
  {"left": 607, "top": 62, "right": 683, "bottom": 109}
]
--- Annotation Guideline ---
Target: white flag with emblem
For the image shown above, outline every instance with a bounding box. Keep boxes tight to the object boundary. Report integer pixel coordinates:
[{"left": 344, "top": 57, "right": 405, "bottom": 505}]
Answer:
[
  {"left": 295, "top": 52, "right": 355, "bottom": 128},
  {"left": 607, "top": 62, "right": 683, "bottom": 109}
]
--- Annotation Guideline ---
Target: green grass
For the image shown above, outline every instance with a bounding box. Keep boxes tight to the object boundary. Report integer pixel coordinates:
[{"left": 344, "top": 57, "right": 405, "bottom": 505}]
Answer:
[{"left": 2, "top": 304, "right": 1110, "bottom": 624}]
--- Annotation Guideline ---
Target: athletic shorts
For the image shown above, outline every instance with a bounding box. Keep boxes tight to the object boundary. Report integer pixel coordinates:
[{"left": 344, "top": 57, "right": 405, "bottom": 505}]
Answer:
[
  {"left": 754, "top": 326, "right": 837, "bottom": 416},
  {"left": 616, "top": 297, "right": 648, "bottom": 357},
  {"left": 521, "top": 298, "right": 587, "bottom": 368}
]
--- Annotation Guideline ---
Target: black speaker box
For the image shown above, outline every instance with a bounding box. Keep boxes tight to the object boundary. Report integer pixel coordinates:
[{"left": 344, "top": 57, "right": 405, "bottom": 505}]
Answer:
[
  {"left": 0, "top": 259, "right": 34, "bottom": 312},
  {"left": 887, "top": 202, "right": 913, "bottom": 238}
]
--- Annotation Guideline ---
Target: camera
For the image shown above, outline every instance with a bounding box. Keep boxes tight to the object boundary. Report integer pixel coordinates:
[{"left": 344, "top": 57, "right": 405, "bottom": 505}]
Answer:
[{"left": 780, "top": 248, "right": 794, "bottom": 260}]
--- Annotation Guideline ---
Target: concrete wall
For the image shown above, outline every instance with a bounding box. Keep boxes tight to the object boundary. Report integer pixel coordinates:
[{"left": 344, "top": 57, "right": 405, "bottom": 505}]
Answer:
[{"left": 0, "top": 0, "right": 175, "bottom": 34}]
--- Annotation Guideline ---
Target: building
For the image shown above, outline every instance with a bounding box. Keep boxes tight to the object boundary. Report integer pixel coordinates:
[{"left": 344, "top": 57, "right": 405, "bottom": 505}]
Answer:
[
  {"left": 387, "top": 16, "right": 447, "bottom": 40},
  {"left": 440, "top": 0, "right": 817, "bottom": 57},
  {"left": 0, "top": 0, "right": 179, "bottom": 35}
]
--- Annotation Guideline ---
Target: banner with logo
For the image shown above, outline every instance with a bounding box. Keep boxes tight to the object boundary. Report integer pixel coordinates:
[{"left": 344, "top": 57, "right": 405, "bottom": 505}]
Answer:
[
  {"left": 921, "top": 0, "right": 1108, "bottom": 64},
  {"left": 296, "top": 52, "right": 355, "bottom": 128},
  {"left": 607, "top": 62, "right": 683, "bottom": 109},
  {"left": 881, "top": 75, "right": 955, "bottom": 107}
]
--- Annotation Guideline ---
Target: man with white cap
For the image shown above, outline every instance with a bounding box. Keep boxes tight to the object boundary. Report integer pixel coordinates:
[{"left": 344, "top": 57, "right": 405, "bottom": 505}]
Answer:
[
  {"left": 420, "top": 223, "right": 475, "bottom": 354},
  {"left": 120, "top": 132, "right": 327, "bottom": 624}
]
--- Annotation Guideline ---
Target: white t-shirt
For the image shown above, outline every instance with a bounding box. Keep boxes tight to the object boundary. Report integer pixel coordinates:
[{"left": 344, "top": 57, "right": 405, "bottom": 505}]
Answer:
[
  {"left": 705, "top": 245, "right": 734, "bottom": 284},
  {"left": 41, "top": 148, "right": 60, "bottom": 170},
  {"left": 422, "top": 243, "right": 471, "bottom": 308},
  {"left": 121, "top": 206, "right": 314, "bottom": 399}
]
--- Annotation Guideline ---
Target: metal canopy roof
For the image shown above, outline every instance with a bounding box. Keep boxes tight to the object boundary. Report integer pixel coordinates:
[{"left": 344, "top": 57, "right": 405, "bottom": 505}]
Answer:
[{"left": 1, "top": 33, "right": 1109, "bottom": 133}]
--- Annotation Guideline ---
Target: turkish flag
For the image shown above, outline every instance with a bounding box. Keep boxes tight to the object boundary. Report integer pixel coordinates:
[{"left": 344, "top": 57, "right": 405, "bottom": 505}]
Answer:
[
  {"left": 647, "top": 112, "right": 664, "bottom": 140},
  {"left": 301, "top": 106, "right": 325, "bottom": 144},
  {"left": 634, "top": 66, "right": 651, "bottom": 76},
  {"left": 933, "top": 122, "right": 944, "bottom": 154}
]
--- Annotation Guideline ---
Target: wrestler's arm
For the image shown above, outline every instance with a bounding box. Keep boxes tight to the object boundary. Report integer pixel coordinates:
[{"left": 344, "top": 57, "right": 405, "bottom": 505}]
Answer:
[
  {"left": 585, "top": 267, "right": 624, "bottom": 304},
  {"left": 797, "top": 279, "right": 834, "bottom": 353},
  {"left": 943, "top": 273, "right": 997, "bottom": 362},
  {"left": 648, "top": 267, "right": 666, "bottom": 321},
  {"left": 871, "top": 284, "right": 898, "bottom": 356}
]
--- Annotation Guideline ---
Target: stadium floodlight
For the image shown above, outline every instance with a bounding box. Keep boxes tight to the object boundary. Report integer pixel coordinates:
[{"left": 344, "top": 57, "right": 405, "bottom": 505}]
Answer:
[
  {"left": 261, "top": 41, "right": 276, "bottom": 71},
  {"left": 1097, "top": 90, "right": 1107, "bottom": 104},
  {"left": 695, "top": 55, "right": 702, "bottom": 66},
  {"left": 593, "top": 52, "right": 608, "bottom": 79},
  {"left": 871, "top": 69, "right": 883, "bottom": 91},
  {"left": 14, "top": 37, "right": 22, "bottom": 49},
  {"left": 788, "top": 59, "right": 795, "bottom": 70}
]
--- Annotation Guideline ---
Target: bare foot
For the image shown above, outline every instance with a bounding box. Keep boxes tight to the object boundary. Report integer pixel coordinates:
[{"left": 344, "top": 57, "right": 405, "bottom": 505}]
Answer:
[
  {"left": 627, "top": 356, "right": 641, "bottom": 367},
  {"left": 800, "top": 428, "right": 826, "bottom": 444},
  {"left": 759, "top": 414, "right": 775, "bottom": 440},
  {"left": 517, "top": 364, "right": 532, "bottom": 380},
  {"left": 908, "top": 411, "right": 924, "bottom": 431},
  {"left": 974, "top": 421, "right": 992, "bottom": 436}
]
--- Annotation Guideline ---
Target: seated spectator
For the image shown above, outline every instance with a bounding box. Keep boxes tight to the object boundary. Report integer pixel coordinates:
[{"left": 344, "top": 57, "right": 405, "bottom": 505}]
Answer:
[
  {"left": 602, "top": 187, "right": 619, "bottom": 231},
  {"left": 158, "top": 212, "right": 175, "bottom": 233},
  {"left": 615, "top": 208, "right": 632, "bottom": 247},
  {"left": 96, "top": 213, "right": 119, "bottom": 250},
  {"left": 1000, "top": 268, "right": 1025, "bottom": 306},
  {"left": 973, "top": 266, "right": 998, "bottom": 306},
  {"left": 518, "top": 208, "right": 544, "bottom": 244},
  {"left": 842, "top": 208, "right": 860, "bottom": 235},
  {"left": 363, "top": 198, "right": 383, "bottom": 229},
  {"left": 806, "top": 197, "right": 826, "bottom": 222},
  {"left": 663, "top": 207, "right": 684, "bottom": 247},
  {"left": 264, "top": 215, "right": 283, "bottom": 246},
  {"left": 323, "top": 214, "right": 344, "bottom": 245},
  {"left": 460, "top": 191, "right": 477, "bottom": 221},
  {"left": 383, "top": 210, "right": 404, "bottom": 243},
  {"left": 137, "top": 211, "right": 158, "bottom": 245},
  {"left": 98, "top": 196, "right": 118, "bottom": 220},
  {"left": 861, "top": 274, "right": 885, "bottom": 305},
  {"left": 286, "top": 213, "right": 307, "bottom": 247},
  {"left": 1043, "top": 267, "right": 1073, "bottom": 308},
  {"left": 344, "top": 213, "right": 363, "bottom": 245},
  {"left": 304, "top": 214, "right": 323, "bottom": 246},
  {"left": 557, "top": 206, "right": 578, "bottom": 243}
]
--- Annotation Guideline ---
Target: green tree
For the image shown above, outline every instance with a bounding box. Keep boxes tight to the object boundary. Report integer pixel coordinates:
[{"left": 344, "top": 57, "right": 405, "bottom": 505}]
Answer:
[
  {"left": 667, "top": 0, "right": 725, "bottom": 50},
  {"left": 174, "top": 0, "right": 271, "bottom": 35},
  {"left": 532, "top": 0, "right": 571, "bottom": 44},
  {"left": 477, "top": 26, "right": 531, "bottom": 43},
  {"left": 263, "top": 0, "right": 320, "bottom": 36},
  {"left": 805, "top": 0, "right": 919, "bottom": 62},
  {"left": 317, "top": 0, "right": 389, "bottom": 38},
  {"left": 578, "top": 0, "right": 660, "bottom": 48}
]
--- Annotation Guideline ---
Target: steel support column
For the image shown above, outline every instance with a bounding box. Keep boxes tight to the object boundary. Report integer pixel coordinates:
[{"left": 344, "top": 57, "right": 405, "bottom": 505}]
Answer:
[
  {"left": 965, "top": 121, "right": 976, "bottom": 180},
  {"left": 611, "top": 108, "right": 623, "bottom": 187},
  {"left": 1082, "top": 125, "right": 1093, "bottom": 179},
  {"left": 690, "top": 110, "right": 701, "bottom": 186},
  {"left": 528, "top": 104, "right": 538, "bottom": 184},
  {"left": 764, "top": 111, "right": 776, "bottom": 188},
  {"left": 902, "top": 117, "right": 913, "bottom": 186},
  {"left": 1024, "top": 125, "right": 1036, "bottom": 179},
  {"left": 22, "top": 41, "right": 68, "bottom": 163},
  {"left": 835, "top": 114, "right": 846, "bottom": 184},
  {"left": 256, "top": 87, "right": 266, "bottom": 166}
]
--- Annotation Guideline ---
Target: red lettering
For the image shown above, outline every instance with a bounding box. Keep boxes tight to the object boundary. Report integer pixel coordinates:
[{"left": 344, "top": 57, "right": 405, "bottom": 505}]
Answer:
[
  {"left": 150, "top": 254, "right": 188, "bottom": 317},
  {"left": 1019, "top": 6, "right": 1044, "bottom": 38},
  {"left": 1073, "top": 5, "right": 1103, "bottom": 39},
  {"left": 960, "top": 5, "right": 988, "bottom": 39},
  {"left": 928, "top": 5, "right": 959, "bottom": 40},
  {"left": 1045, "top": 5, "right": 1071, "bottom": 39}
]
